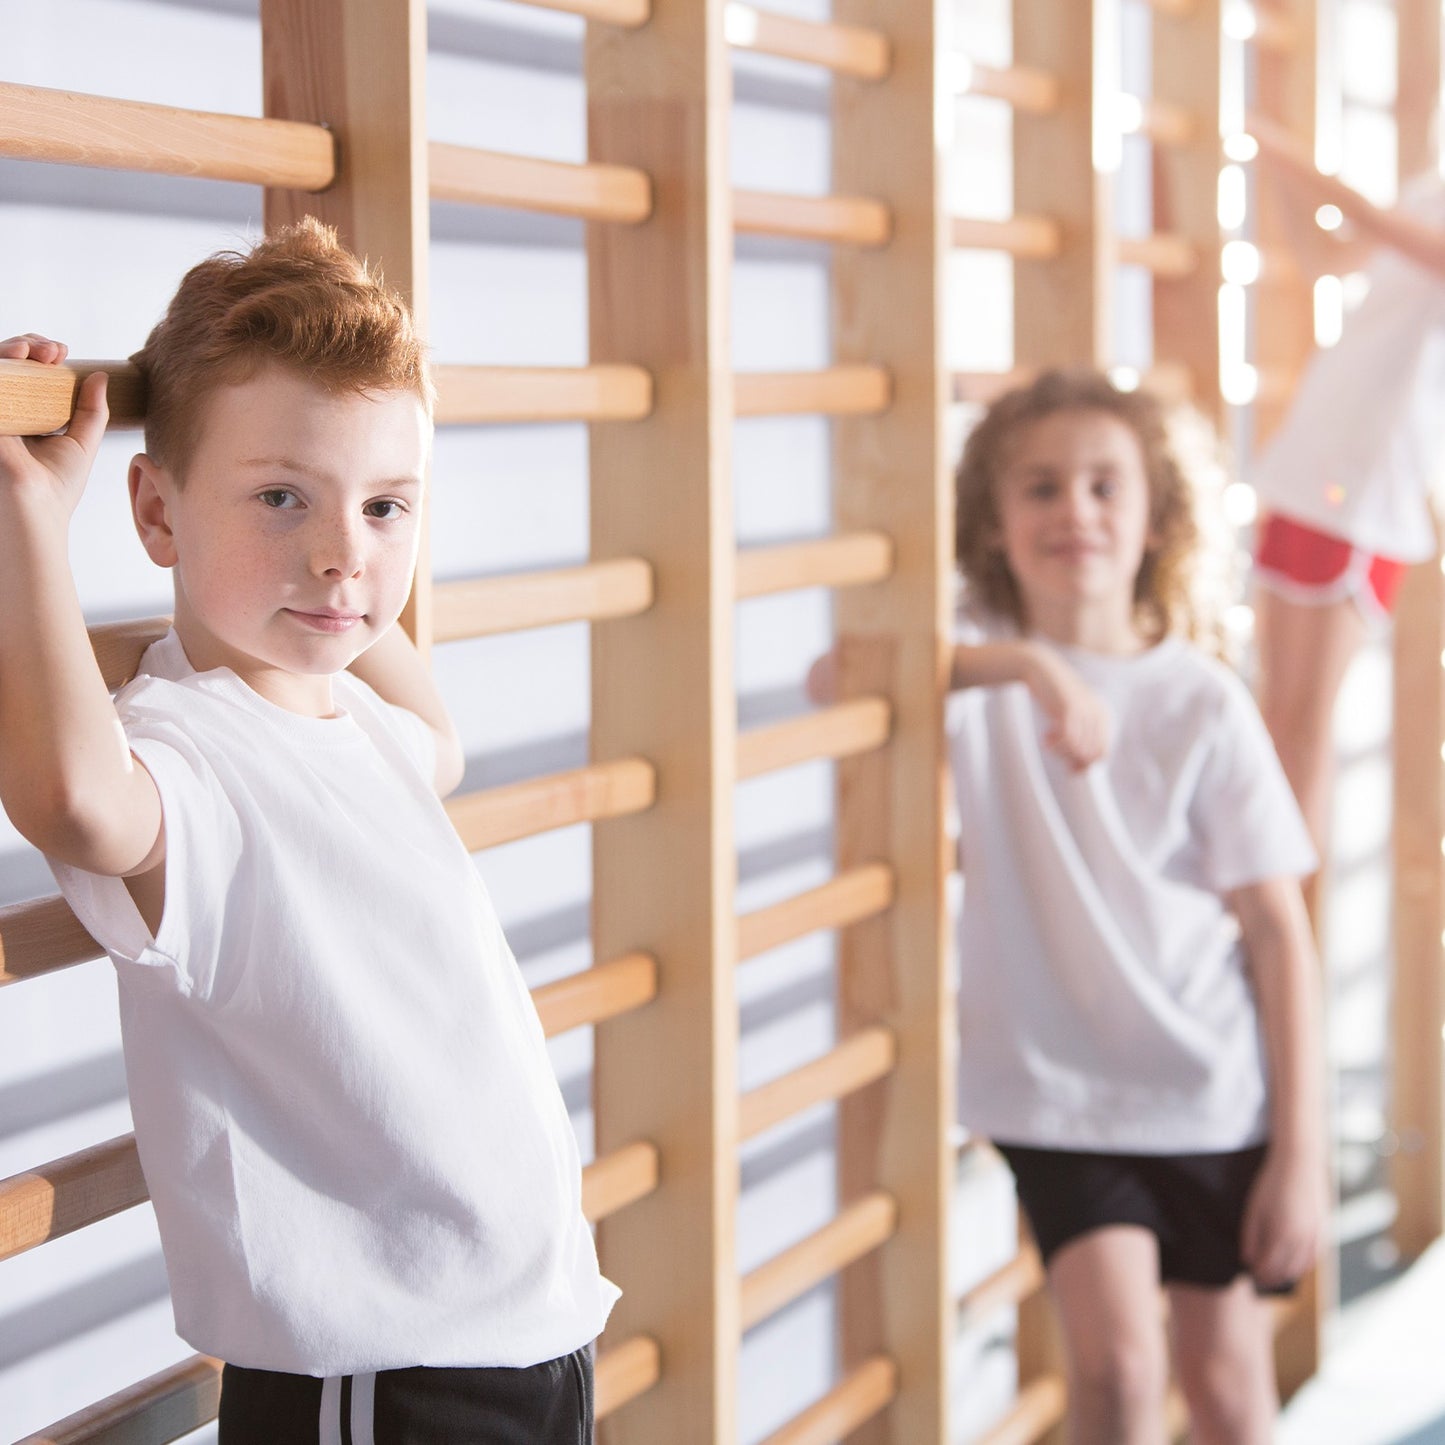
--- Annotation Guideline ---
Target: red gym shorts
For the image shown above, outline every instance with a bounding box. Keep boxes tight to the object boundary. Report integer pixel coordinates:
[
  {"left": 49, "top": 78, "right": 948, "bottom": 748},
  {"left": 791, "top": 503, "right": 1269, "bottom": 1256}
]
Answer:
[{"left": 1255, "top": 512, "right": 1408, "bottom": 616}]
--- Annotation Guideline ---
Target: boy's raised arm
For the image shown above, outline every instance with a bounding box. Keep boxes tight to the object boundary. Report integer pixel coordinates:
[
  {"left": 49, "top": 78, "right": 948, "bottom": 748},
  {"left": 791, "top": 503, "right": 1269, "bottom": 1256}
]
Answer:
[
  {"left": 0, "top": 337, "right": 163, "bottom": 876},
  {"left": 347, "top": 622, "right": 466, "bottom": 796}
]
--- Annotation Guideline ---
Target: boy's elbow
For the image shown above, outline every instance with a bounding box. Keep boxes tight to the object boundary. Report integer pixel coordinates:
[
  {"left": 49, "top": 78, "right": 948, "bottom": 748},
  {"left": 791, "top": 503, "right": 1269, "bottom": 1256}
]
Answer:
[
  {"left": 434, "top": 728, "right": 466, "bottom": 798},
  {"left": 10, "top": 780, "right": 151, "bottom": 876}
]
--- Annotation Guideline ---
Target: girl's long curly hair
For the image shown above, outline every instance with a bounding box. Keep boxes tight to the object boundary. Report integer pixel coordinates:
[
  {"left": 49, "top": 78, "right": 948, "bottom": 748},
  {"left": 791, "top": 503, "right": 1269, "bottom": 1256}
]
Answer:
[{"left": 954, "top": 369, "right": 1228, "bottom": 651}]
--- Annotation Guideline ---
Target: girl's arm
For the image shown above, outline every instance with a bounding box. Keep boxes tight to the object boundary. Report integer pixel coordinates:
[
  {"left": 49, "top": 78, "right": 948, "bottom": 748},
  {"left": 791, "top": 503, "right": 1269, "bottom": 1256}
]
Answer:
[
  {"left": 952, "top": 639, "right": 1109, "bottom": 770},
  {"left": 347, "top": 622, "right": 466, "bottom": 796},
  {"left": 0, "top": 336, "right": 164, "bottom": 877},
  {"left": 1232, "top": 874, "right": 1328, "bottom": 1288},
  {"left": 1251, "top": 113, "right": 1445, "bottom": 279}
]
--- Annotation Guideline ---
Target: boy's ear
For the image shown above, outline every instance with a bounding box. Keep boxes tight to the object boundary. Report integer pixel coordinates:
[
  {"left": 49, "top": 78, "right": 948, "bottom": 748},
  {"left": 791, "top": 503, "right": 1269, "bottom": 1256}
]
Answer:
[{"left": 129, "top": 454, "right": 178, "bottom": 568}]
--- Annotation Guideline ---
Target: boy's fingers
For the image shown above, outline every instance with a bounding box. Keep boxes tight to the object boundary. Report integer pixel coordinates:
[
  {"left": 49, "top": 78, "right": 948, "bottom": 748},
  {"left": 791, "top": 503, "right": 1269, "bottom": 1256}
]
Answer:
[{"left": 66, "top": 371, "right": 110, "bottom": 455}]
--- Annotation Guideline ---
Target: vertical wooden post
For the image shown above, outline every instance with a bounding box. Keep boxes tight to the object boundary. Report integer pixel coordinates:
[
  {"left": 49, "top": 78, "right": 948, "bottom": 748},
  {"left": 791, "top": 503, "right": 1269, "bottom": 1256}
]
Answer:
[
  {"left": 1391, "top": 0, "right": 1445, "bottom": 1263},
  {"left": 260, "top": 0, "right": 433, "bottom": 650},
  {"left": 1252, "top": 0, "right": 1318, "bottom": 447},
  {"left": 586, "top": 4, "right": 737, "bottom": 1442},
  {"left": 1151, "top": 0, "right": 1224, "bottom": 425},
  {"left": 831, "top": 3, "right": 951, "bottom": 1443},
  {"left": 1251, "top": 0, "right": 1331, "bottom": 1399},
  {"left": 1012, "top": 0, "right": 1115, "bottom": 369},
  {"left": 1009, "top": 4, "right": 1114, "bottom": 1435}
]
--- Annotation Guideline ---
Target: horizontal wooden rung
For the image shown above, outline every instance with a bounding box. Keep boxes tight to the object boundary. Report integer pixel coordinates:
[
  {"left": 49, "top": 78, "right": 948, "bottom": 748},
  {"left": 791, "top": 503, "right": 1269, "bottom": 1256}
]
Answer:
[
  {"left": 735, "top": 366, "right": 891, "bottom": 418},
  {"left": 1134, "top": 96, "right": 1195, "bottom": 147},
  {"left": 1117, "top": 233, "right": 1198, "bottom": 278},
  {"left": 434, "top": 364, "right": 653, "bottom": 426},
  {"left": 734, "top": 189, "right": 891, "bottom": 247},
  {"left": 956, "top": 1245, "right": 1045, "bottom": 1330},
  {"left": 533, "top": 952, "right": 659, "bottom": 1038},
  {"left": 961, "top": 61, "right": 1061, "bottom": 115},
  {"left": 582, "top": 1140, "right": 660, "bottom": 1223},
  {"left": 0, "top": 1134, "right": 147, "bottom": 1264},
  {"left": 740, "top": 1026, "right": 897, "bottom": 1141},
  {"left": 758, "top": 1355, "right": 898, "bottom": 1445},
  {"left": 433, "top": 559, "right": 654, "bottom": 642},
  {"left": 737, "top": 861, "right": 895, "bottom": 962},
  {"left": 0, "top": 894, "right": 101, "bottom": 988},
  {"left": 445, "top": 757, "right": 657, "bottom": 851},
  {"left": 740, "top": 1190, "right": 897, "bottom": 1331},
  {"left": 595, "top": 1334, "right": 662, "bottom": 1420},
  {"left": 1, "top": 1106, "right": 655, "bottom": 1268},
  {"left": 0, "top": 81, "right": 335, "bottom": 190},
  {"left": 14, "top": 1352, "right": 223, "bottom": 1445},
  {"left": 737, "top": 697, "right": 891, "bottom": 780},
  {"left": 91, "top": 616, "right": 172, "bottom": 691},
  {"left": 976, "top": 1374, "right": 1069, "bottom": 1445},
  {"left": 953, "top": 368, "right": 1035, "bottom": 407},
  {"left": 517, "top": 0, "right": 649, "bottom": 23},
  {"left": 725, "top": 4, "right": 890, "bottom": 79},
  {"left": 0, "top": 359, "right": 144, "bottom": 436},
  {"left": 951, "top": 214, "right": 1061, "bottom": 259},
  {"left": 429, "top": 142, "right": 651, "bottom": 223},
  {"left": 735, "top": 531, "right": 894, "bottom": 600}
]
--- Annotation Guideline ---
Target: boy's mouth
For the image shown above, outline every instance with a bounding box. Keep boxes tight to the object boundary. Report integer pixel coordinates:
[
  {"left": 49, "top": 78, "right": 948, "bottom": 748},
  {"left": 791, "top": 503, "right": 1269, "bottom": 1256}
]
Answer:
[{"left": 284, "top": 608, "right": 365, "bottom": 634}]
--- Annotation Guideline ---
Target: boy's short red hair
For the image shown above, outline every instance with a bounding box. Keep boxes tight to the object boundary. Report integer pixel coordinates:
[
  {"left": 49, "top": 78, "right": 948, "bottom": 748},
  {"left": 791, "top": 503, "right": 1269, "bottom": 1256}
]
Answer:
[{"left": 132, "top": 217, "right": 433, "bottom": 477}]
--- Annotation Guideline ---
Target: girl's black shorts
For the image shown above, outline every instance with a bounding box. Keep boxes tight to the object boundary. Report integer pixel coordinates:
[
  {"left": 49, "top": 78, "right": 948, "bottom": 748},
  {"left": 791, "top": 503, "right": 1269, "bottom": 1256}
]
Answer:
[
  {"left": 994, "top": 1140, "right": 1294, "bottom": 1296},
  {"left": 217, "top": 1345, "right": 593, "bottom": 1445}
]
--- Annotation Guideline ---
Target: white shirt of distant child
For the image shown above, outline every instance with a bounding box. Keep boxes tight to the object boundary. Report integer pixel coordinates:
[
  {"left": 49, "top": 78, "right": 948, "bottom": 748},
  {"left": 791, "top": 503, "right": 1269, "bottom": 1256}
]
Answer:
[
  {"left": 51, "top": 631, "right": 619, "bottom": 1376},
  {"left": 1251, "top": 174, "right": 1445, "bottom": 562},
  {"left": 948, "top": 607, "right": 1318, "bottom": 1153}
]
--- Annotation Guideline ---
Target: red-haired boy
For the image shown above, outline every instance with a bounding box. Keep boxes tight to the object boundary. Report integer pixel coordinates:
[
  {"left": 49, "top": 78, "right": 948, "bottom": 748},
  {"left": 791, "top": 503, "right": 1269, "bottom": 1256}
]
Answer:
[{"left": 0, "top": 220, "right": 616, "bottom": 1442}]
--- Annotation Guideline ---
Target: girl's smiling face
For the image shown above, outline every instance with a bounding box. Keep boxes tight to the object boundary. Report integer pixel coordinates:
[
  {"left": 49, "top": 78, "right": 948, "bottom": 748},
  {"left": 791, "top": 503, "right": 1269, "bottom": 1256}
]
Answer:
[{"left": 992, "top": 407, "right": 1155, "bottom": 651}]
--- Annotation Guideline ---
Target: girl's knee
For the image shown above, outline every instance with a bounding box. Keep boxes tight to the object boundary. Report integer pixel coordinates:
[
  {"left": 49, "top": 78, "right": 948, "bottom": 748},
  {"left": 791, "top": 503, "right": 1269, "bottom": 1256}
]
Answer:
[{"left": 1069, "top": 1331, "right": 1169, "bottom": 1425}]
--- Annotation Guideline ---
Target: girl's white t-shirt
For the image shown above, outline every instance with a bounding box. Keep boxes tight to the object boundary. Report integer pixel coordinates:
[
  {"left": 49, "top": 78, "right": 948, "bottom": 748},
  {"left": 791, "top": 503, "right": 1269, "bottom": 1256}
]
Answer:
[
  {"left": 948, "top": 620, "right": 1317, "bottom": 1153},
  {"left": 1250, "top": 176, "right": 1445, "bottom": 562},
  {"left": 49, "top": 632, "right": 619, "bottom": 1375}
]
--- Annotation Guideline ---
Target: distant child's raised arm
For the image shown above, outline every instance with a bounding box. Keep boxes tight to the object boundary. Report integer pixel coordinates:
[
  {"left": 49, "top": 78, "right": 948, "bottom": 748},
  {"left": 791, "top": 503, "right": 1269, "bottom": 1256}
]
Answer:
[
  {"left": 347, "top": 622, "right": 466, "bottom": 796},
  {"left": 0, "top": 336, "right": 163, "bottom": 876},
  {"left": 1250, "top": 113, "right": 1445, "bottom": 280},
  {"left": 1232, "top": 875, "right": 1328, "bottom": 1289},
  {"left": 952, "top": 639, "right": 1109, "bottom": 770}
]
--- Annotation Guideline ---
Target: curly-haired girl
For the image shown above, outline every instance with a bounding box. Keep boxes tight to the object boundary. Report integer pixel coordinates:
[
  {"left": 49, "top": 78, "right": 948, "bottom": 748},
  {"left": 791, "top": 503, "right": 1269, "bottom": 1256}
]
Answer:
[{"left": 950, "top": 371, "right": 1325, "bottom": 1444}]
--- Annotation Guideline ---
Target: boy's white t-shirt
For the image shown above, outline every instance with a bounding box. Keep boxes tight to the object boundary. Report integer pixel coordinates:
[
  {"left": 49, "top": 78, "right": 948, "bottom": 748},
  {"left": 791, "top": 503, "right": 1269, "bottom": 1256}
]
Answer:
[
  {"left": 1250, "top": 176, "right": 1445, "bottom": 562},
  {"left": 947, "top": 618, "right": 1317, "bottom": 1154},
  {"left": 49, "top": 632, "right": 619, "bottom": 1376}
]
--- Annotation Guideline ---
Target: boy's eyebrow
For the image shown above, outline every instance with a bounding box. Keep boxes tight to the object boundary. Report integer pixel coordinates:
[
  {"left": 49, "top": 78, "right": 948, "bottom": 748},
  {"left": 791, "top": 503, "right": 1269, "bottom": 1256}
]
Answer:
[{"left": 238, "top": 457, "right": 423, "bottom": 488}]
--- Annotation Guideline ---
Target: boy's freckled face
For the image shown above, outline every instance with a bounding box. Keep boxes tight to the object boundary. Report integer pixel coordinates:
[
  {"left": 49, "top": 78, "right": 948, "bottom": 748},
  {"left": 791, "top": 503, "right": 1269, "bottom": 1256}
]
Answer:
[
  {"left": 993, "top": 408, "right": 1153, "bottom": 638},
  {"left": 150, "top": 367, "right": 430, "bottom": 712}
]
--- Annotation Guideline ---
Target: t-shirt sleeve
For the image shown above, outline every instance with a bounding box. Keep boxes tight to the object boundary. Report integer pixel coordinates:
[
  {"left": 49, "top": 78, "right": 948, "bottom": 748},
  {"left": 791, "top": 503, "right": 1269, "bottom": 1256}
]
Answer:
[
  {"left": 47, "top": 698, "right": 242, "bottom": 1000},
  {"left": 384, "top": 703, "right": 438, "bottom": 783},
  {"left": 1190, "top": 671, "right": 1318, "bottom": 892}
]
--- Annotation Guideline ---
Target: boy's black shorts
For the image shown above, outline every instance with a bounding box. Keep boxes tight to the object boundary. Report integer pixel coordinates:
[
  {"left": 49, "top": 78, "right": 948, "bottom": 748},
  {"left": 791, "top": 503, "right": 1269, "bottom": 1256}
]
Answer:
[
  {"left": 995, "top": 1140, "right": 1295, "bottom": 1296},
  {"left": 217, "top": 1345, "right": 593, "bottom": 1444}
]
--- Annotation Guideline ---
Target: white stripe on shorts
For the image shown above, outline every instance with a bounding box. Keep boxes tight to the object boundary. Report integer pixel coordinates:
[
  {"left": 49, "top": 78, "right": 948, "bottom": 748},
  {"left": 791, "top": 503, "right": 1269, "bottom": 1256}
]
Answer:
[
  {"left": 350, "top": 1372, "right": 377, "bottom": 1445},
  {"left": 318, "top": 1376, "right": 343, "bottom": 1445}
]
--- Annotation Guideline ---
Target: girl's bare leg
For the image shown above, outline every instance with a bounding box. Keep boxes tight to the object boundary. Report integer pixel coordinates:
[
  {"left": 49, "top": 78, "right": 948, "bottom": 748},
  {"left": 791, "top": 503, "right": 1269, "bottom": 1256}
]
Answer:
[
  {"left": 1253, "top": 586, "right": 1367, "bottom": 855},
  {"left": 1168, "top": 1278, "right": 1278, "bottom": 1444},
  {"left": 1047, "top": 1226, "right": 1169, "bottom": 1445}
]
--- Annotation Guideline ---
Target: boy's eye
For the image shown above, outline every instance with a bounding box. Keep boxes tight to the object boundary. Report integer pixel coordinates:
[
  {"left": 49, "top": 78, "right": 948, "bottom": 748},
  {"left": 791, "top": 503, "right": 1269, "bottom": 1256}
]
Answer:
[
  {"left": 258, "top": 489, "right": 299, "bottom": 509},
  {"left": 364, "top": 499, "right": 408, "bottom": 520},
  {"left": 1093, "top": 475, "right": 1119, "bottom": 498}
]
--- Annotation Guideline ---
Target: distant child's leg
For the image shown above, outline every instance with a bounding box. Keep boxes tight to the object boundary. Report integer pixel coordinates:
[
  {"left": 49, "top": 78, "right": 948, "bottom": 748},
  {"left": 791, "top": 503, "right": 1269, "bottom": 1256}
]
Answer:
[
  {"left": 1254, "top": 586, "right": 1365, "bottom": 852},
  {"left": 1167, "top": 1278, "right": 1277, "bottom": 1445},
  {"left": 1047, "top": 1226, "right": 1169, "bottom": 1445}
]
